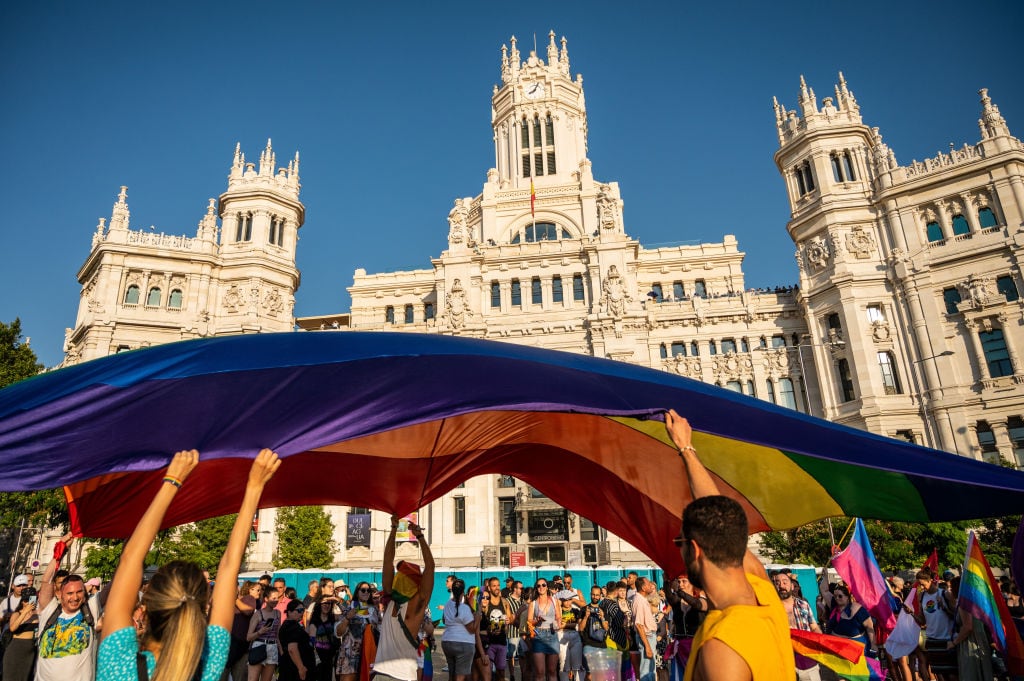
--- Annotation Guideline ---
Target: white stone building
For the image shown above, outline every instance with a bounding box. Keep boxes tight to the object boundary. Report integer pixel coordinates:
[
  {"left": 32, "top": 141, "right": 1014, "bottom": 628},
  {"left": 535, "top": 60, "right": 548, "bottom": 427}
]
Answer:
[{"left": 62, "top": 33, "right": 1024, "bottom": 570}]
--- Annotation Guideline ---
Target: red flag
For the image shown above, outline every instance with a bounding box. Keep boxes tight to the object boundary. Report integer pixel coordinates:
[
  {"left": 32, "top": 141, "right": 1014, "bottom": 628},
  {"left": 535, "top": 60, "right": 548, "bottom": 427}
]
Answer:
[
  {"left": 530, "top": 178, "right": 536, "bottom": 217},
  {"left": 359, "top": 620, "right": 377, "bottom": 681},
  {"left": 922, "top": 548, "right": 939, "bottom": 575}
]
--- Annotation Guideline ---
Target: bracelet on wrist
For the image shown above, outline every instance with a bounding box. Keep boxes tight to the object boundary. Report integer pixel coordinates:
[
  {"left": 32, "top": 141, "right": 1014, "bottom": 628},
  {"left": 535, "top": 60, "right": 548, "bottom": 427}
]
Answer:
[
  {"left": 678, "top": 445, "right": 697, "bottom": 454},
  {"left": 163, "top": 475, "right": 183, "bottom": 488}
]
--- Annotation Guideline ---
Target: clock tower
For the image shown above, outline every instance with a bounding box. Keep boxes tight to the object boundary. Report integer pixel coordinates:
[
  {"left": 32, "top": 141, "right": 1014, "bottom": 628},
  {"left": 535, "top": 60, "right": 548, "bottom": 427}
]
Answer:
[{"left": 491, "top": 31, "right": 588, "bottom": 189}]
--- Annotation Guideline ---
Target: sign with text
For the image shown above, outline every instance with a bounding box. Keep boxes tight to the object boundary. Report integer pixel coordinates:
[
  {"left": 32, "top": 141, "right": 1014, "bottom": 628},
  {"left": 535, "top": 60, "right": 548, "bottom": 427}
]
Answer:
[
  {"left": 528, "top": 509, "right": 568, "bottom": 542},
  {"left": 346, "top": 513, "right": 371, "bottom": 548},
  {"left": 510, "top": 551, "right": 527, "bottom": 568}
]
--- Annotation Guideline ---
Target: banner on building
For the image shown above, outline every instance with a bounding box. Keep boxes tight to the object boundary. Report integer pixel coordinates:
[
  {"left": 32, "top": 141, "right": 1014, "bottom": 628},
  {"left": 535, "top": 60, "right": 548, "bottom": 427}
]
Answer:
[{"left": 347, "top": 513, "right": 371, "bottom": 548}]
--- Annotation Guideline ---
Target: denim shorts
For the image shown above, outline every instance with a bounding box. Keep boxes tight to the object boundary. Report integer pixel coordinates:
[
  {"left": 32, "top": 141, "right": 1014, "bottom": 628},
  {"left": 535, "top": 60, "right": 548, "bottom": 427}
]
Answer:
[{"left": 533, "top": 629, "right": 559, "bottom": 656}]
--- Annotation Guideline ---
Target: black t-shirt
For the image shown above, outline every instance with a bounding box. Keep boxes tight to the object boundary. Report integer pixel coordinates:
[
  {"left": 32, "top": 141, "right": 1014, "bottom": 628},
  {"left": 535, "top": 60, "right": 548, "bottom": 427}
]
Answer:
[
  {"left": 580, "top": 604, "right": 608, "bottom": 648},
  {"left": 278, "top": 619, "right": 317, "bottom": 681},
  {"left": 481, "top": 597, "right": 508, "bottom": 646}
]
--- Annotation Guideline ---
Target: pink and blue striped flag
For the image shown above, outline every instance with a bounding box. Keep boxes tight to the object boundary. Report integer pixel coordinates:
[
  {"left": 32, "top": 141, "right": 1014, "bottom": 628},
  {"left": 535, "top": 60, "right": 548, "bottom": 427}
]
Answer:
[
  {"left": 961, "top": 531, "right": 1024, "bottom": 676},
  {"left": 832, "top": 519, "right": 897, "bottom": 632}
]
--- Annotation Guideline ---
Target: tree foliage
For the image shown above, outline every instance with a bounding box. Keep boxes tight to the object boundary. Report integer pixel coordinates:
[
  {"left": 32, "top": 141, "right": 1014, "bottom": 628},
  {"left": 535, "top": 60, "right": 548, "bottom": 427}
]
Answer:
[
  {"left": 758, "top": 515, "right": 1021, "bottom": 572},
  {"left": 0, "top": 318, "right": 44, "bottom": 389},
  {"left": 274, "top": 506, "right": 337, "bottom": 569},
  {"left": 83, "top": 515, "right": 240, "bottom": 580}
]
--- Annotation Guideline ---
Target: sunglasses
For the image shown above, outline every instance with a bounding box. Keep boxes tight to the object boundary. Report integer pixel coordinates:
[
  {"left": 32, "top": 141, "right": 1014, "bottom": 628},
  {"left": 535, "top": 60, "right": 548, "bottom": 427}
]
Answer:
[
  {"left": 294, "top": 608, "right": 305, "bottom": 613},
  {"left": 537, "top": 583, "right": 548, "bottom": 587},
  {"left": 672, "top": 535, "right": 686, "bottom": 547},
  {"left": 358, "top": 587, "right": 370, "bottom": 593}
]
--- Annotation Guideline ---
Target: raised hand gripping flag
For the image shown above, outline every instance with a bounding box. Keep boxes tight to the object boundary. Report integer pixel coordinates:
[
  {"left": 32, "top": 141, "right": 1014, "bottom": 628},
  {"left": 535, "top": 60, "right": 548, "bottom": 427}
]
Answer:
[{"left": 832, "top": 519, "right": 897, "bottom": 632}]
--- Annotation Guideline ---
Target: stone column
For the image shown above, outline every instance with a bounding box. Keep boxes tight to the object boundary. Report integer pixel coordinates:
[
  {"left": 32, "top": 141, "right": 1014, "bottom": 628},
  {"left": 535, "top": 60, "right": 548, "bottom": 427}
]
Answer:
[
  {"left": 961, "top": 193, "right": 982, "bottom": 233},
  {"left": 964, "top": 320, "right": 990, "bottom": 381},
  {"left": 998, "top": 313, "right": 1022, "bottom": 374}
]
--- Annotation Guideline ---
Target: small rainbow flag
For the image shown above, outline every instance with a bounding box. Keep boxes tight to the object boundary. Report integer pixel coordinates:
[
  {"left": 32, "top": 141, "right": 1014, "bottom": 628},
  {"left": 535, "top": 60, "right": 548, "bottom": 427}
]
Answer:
[
  {"left": 390, "top": 560, "right": 422, "bottom": 604},
  {"left": 530, "top": 178, "right": 536, "bottom": 217},
  {"left": 466, "top": 585, "right": 480, "bottom": 612},
  {"left": 418, "top": 638, "right": 433, "bottom": 681},
  {"left": 789, "top": 629, "right": 884, "bottom": 681},
  {"left": 960, "top": 531, "right": 1024, "bottom": 675}
]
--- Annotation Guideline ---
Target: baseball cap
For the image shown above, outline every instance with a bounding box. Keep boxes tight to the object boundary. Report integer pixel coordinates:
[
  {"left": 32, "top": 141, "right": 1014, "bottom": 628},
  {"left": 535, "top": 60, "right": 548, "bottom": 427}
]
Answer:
[{"left": 12, "top": 575, "right": 28, "bottom": 587}]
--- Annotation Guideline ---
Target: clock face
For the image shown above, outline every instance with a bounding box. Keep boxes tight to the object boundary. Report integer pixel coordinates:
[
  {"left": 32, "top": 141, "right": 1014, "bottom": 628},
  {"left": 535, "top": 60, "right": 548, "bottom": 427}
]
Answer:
[{"left": 526, "top": 82, "right": 545, "bottom": 99}]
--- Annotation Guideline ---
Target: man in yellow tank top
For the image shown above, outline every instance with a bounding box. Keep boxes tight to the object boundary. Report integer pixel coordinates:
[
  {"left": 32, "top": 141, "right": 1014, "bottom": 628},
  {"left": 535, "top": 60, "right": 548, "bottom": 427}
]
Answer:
[{"left": 665, "top": 410, "right": 795, "bottom": 681}]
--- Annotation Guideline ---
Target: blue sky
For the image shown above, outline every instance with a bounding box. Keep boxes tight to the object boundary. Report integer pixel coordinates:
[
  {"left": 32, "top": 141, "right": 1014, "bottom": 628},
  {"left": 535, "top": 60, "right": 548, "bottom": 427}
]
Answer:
[{"left": 2, "top": 1, "right": 1022, "bottom": 367}]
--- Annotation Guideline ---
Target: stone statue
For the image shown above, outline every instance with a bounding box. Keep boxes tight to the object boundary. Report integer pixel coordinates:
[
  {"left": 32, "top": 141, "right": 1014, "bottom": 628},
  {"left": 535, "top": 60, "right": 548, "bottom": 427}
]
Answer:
[
  {"left": 600, "top": 265, "right": 630, "bottom": 318},
  {"left": 446, "top": 278, "right": 471, "bottom": 329},
  {"left": 597, "top": 184, "right": 617, "bottom": 230}
]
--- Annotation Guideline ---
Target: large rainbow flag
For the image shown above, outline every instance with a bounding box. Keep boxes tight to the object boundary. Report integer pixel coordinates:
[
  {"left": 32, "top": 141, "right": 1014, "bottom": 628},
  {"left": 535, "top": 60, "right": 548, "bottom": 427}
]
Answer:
[
  {"left": 960, "top": 531, "right": 1024, "bottom": 675},
  {"left": 3, "top": 333, "right": 1024, "bottom": 575}
]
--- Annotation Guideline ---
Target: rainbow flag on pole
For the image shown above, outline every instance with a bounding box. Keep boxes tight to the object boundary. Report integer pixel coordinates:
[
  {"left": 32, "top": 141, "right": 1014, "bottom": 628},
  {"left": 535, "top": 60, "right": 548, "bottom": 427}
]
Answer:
[
  {"left": 530, "top": 178, "right": 536, "bottom": 217},
  {"left": 789, "top": 629, "right": 884, "bottom": 681},
  {"left": 960, "top": 531, "right": 1024, "bottom": 675},
  {"left": 832, "top": 519, "right": 898, "bottom": 632}
]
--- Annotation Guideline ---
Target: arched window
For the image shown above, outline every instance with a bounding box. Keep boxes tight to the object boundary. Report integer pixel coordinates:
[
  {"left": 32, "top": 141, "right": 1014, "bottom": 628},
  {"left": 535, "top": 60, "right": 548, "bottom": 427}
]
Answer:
[
  {"left": 572, "top": 274, "right": 585, "bottom": 302},
  {"left": 725, "top": 381, "right": 742, "bottom": 392},
  {"left": 236, "top": 213, "right": 252, "bottom": 242},
  {"left": 878, "top": 351, "right": 902, "bottom": 394},
  {"left": 980, "top": 328, "right": 1013, "bottom": 377},
  {"left": 124, "top": 284, "right": 140, "bottom": 305},
  {"left": 385, "top": 306, "right": 395, "bottom": 324},
  {"left": 659, "top": 344, "right": 668, "bottom": 359},
  {"left": 842, "top": 152, "right": 856, "bottom": 182},
  {"left": 765, "top": 379, "right": 777, "bottom": 404},
  {"left": 740, "top": 338, "right": 750, "bottom": 353},
  {"left": 926, "top": 221, "right": 944, "bottom": 242},
  {"left": 837, "top": 359, "right": 856, "bottom": 402},
  {"left": 545, "top": 114, "right": 557, "bottom": 174},
  {"left": 693, "top": 279, "right": 707, "bottom": 298},
  {"left": 168, "top": 289, "right": 183, "bottom": 309},
  {"left": 708, "top": 340, "right": 717, "bottom": 356},
  {"left": 979, "top": 207, "right": 997, "bottom": 228},
  {"left": 690, "top": 341, "right": 699, "bottom": 356},
  {"left": 404, "top": 304, "right": 414, "bottom": 324},
  {"left": 650, "top": 284, "right": 663, "bottom": 303},
  {"left": 671, "top": 342, "right": 686, "bottom": 357},
  {"left": 951, "top": 214, "right": 970, "bottom": 236},
  {"left": 146, "top": 287, "right": 161, "bottom": 307},
  {"left": 831, "top": 154, "right": 843, "bottom": 183},
  {"left": 720, "top": 338, "right": 737, "bottom": 354},
  {"left": 744, "top": 380, "right": 756, "bottom": 397},
  {"left": 552, "top": 276, "right": 563, "bottom": 303},
  {"left": 778, "top": 378, "right": 797, "bottom": 409}
]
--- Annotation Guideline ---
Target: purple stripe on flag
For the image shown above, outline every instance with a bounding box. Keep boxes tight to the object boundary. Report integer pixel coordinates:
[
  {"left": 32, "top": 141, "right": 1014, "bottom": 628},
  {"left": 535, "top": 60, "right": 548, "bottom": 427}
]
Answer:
[{"left": 1013, "top": 516, "right": 1024, "bottom": 596}]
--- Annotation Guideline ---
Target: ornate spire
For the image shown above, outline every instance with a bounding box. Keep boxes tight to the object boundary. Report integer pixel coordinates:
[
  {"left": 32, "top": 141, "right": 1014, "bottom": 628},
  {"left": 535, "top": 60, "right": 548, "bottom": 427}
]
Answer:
[
  {"left": 501, "top": 43, "right": 510, "bottom": 82},
  {"left": 109, "top": 186, "right": 130, "bottom": 231},
  {"left": 259, "top": 138, "right": 275, "bottom": 176},
  {"left": 197, "top": 198, "right": 218, "bottom": 240},
  {"left": 509, "top": 35, "right": 520, "bottom": 73},
  {"left": 837, "top": 71, "right": 858, "bottom": 113},
  {"left": 546, "top": 30, "right": 558, "bottom": 67},
  {"left": 559, "top": 35, "right": 569, "bottom": 73},
  {"left": 870, "top": 127, "right": 897, "bottom": 173},
  {"left": 979, "top": 88, "right": 1010, "bottom": 139}
]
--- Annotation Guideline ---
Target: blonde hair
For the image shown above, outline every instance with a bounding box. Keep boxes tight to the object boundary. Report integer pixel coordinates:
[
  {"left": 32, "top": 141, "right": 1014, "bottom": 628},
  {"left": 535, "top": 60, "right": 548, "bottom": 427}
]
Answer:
[{"left": 141, "top": 561, "right": 209, "bottom": 681}]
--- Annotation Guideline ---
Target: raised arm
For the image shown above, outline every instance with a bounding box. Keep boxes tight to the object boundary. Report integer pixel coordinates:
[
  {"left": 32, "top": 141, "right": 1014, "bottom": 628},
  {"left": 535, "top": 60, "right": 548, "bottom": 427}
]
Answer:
[
  {"left": 37, "top": 532, "right": 74, "bottom": 610},
  {"left": 405, "top": 521, "right": 434, "bottom": 633},
  {"left": 102, "top": 450, "right": 200, "bottom": 639},
  {"left": 209, "top": 450, "right": 280, "bottom": 630},
  {"left": 382, "top": 515, "right": 399, "bottom": 594},
  {"left": 665, "top": 410, "right": 767, "bottom": 580}
]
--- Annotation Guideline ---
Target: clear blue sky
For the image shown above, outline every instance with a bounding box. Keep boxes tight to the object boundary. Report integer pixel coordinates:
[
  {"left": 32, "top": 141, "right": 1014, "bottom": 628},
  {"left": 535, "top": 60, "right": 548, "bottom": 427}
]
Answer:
[{"left": 2, "top": 1, "right": 1021, "bottom": 367}]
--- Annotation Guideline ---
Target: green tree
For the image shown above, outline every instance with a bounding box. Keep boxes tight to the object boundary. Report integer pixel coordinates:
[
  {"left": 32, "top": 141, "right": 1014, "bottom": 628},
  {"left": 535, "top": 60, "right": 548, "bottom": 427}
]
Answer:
[
  {"left": 757, "top": 516, "right": 1016, "bottom": 572},
  {"left": 274, "top": 506, "right": 337, "bottom": 569},
  {"left": 83, "top": 514, "right": 241, "bottom": 580},
  {"left": 0, "top": 318, "right": 44, "bottom": 389}
]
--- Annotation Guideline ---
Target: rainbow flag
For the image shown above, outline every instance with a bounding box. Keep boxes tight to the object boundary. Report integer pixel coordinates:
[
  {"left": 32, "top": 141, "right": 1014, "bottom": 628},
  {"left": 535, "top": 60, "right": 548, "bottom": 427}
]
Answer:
[
  {"left": 466, "top": 585, "right": 480, "bottom": 612},
  {"left": 960, "top": 531, "right": 1024, "bottom": 675},
  {"left": 530, "top": 178, "right": 536, "bottom": 217},
  {"left": 790, "top": 629, "right": 884, "bottom": 681},
  {"left": 390, "top": 559, "right": 422, "bottom": 604},
  {"left": 832, "top": 519, "right": 897, "bottom": 632},
  {"left": 418, "top": 638, "right": 433, "bottom": 681}
]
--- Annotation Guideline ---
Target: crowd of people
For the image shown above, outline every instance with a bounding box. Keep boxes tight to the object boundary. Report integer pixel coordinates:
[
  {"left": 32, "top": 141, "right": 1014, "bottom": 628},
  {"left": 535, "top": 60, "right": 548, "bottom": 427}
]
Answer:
[{"left": 0, "top": 412, "right": 1020, "bottom": 681}]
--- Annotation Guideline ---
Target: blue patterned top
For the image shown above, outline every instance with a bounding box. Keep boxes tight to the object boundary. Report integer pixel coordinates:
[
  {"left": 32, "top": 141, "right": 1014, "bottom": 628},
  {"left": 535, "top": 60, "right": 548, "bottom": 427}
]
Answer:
[{"left": 97, "top": 625, "right": 230, "bottom": 681}]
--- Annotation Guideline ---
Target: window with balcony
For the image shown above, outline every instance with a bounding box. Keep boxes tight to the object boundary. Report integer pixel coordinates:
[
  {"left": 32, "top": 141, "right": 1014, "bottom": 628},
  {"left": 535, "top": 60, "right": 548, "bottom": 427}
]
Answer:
[
  {"left": 673, "top": 281, "right": 685, "bottom": 299},
  {"left": 979, "top": 207, "right": 998, "bottom": 228},
  {"left": 168, "top": 289, "right": 183, "bottom": 309},
  {"left": 693, "top": 280, "right": 707, "bottom": 298},
  {"left": 146, "top": 287, "right": 161, "bottom": 307},
  {"left": 926, "top": 221, "right": 944, "bottom": 243},
  {"left": 124, "top": 285, "right": 140, "bottom": 305},
  {"left": 951, "top": 214, "right": 970, "bottom": 236}
]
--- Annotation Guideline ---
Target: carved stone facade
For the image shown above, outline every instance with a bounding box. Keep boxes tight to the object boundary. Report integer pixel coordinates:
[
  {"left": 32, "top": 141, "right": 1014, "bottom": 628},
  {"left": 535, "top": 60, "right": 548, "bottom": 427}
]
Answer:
[
  {"left": 775, "top": 74, "right": 1024, "bottom": 465},
  {"left": 64, "top": 140, "right": 303, "bottom": 365}
]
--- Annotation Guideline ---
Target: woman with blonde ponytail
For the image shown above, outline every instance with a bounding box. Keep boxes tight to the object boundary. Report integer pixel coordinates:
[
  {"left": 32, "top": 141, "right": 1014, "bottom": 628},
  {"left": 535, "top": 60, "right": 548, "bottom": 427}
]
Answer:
[{"left": 98, "top": 449, "right": 281, "bottom": 681}]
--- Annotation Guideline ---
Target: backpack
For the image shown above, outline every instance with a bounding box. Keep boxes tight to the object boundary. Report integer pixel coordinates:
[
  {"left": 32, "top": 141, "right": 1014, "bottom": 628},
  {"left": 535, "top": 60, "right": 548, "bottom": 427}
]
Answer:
[
  {"left": 42, "top": 600, "right": 96, "bottom": 635},
  {"left": 586, "top": 606, "right": 607, "bottom": 642}
]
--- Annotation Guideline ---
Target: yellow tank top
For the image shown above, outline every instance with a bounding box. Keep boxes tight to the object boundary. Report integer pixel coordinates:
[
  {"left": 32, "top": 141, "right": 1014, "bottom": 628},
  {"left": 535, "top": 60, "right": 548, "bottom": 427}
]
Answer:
[{"left": 683, "top": 573, "right": 794, "bottom": 680}]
